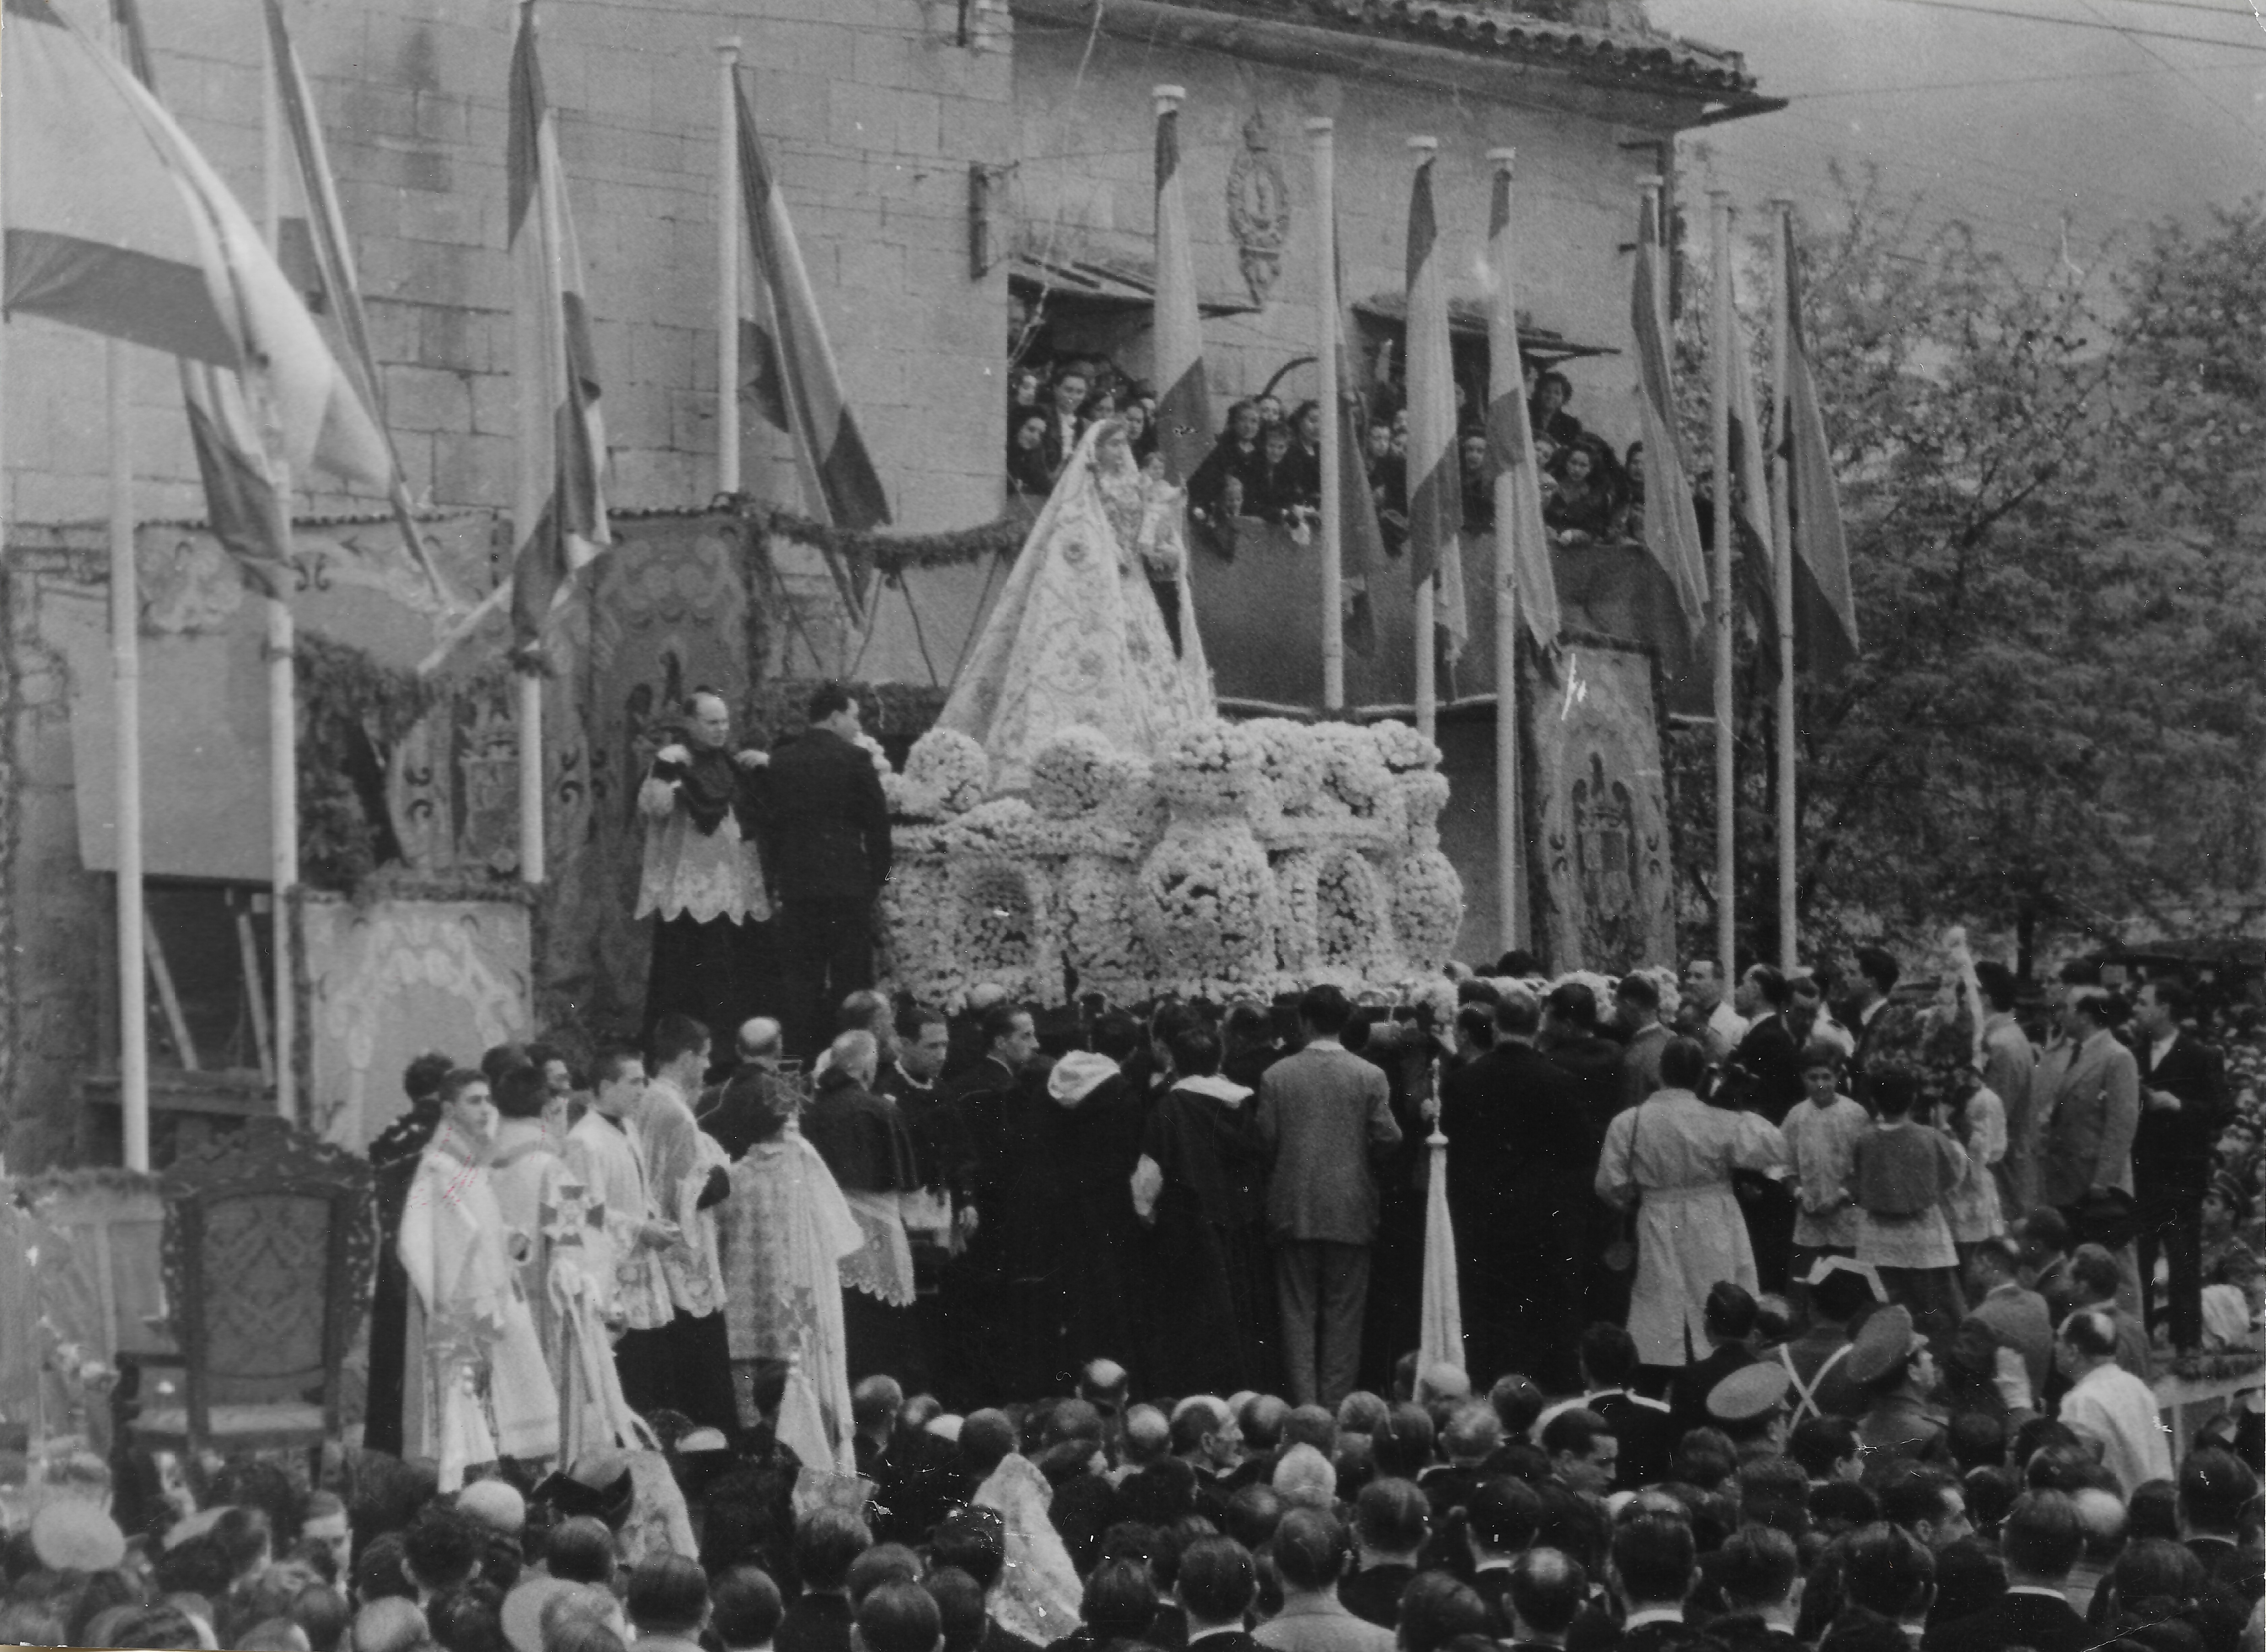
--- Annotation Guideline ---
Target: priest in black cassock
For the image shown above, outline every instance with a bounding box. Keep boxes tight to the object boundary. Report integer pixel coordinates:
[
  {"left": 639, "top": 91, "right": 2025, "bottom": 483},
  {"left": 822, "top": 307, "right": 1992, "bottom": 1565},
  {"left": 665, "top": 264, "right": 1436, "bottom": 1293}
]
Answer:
[
  {"left": 363, "top": 1050, "right": 455, "bottom": 1456},
  {"left": 803, "top": 1029, "right": 927, "bottom": 1390}
]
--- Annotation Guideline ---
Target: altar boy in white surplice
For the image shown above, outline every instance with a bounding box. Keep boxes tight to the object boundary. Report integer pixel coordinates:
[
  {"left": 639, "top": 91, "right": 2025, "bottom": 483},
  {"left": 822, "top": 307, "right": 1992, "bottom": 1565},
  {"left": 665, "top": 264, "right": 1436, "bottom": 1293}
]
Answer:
[
  {"left": 488, "top": 1065, "right": 652, "bottom": 1463},
  {"left": 398, "top": 1069, "right": 559, "bottom": 1489}
]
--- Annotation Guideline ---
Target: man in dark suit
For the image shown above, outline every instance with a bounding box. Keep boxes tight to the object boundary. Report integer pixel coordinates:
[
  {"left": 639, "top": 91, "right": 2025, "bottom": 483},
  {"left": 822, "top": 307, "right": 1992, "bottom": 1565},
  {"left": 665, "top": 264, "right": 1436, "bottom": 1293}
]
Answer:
[
  {"left": 929, "top": 1003, "right": 1036, "bottom": 1407},
  {"left": 2179, "top": 1448, "right": 2266, "bottom": 1606},
  {"left": 2130, "top": 978, "right": 2227, "bottom": 1351},
  {"left": 1729, "top": 964, "right": 1805, "bottom": 1291},
  {"left": 1441, "top": 986, "right": 1596, "bottom": 1392},
  {"left": 1922, "top": 1489, "right": 2093, "bottom": 1652},
  {"left": 757, "top": 682, "right": 892, "bottom": 1060}
]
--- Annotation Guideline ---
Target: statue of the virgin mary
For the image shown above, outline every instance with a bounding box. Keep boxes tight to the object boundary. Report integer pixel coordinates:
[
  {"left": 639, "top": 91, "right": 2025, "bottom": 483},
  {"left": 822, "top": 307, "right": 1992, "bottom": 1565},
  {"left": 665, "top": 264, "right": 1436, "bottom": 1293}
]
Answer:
[{"left": 939, "top": 418, "right": 1213, "bottom": 790}]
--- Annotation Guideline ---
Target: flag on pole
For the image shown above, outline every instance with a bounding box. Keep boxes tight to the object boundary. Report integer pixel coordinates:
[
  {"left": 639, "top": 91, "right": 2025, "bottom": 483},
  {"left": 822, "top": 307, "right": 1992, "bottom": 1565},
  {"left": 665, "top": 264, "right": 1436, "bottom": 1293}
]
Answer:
[
  {"left": 5, "top": 0, "right": 391, "bottom": 593},
  {"left": 1151, "top": 89, "right": 1211, "bottom": 490},
  {"left": 1329, "top": 216, "right": 1389, "bottom": 657},
  {"left": 1484, "top": 169, "right": 1561, "bottom": 655},
  {"left": 508, "top": 0, "right": 611, "bottom": 648},
  {"left": 1630, "top": 194, "right": 1709, "bottom": 645},
  {"left": 262, "top": 0, "right": 448, "bottom": 598},
  {"left": 1403, "top": 150, "right": 1468, "bottom": 662},
  {"left": 1721, "top": 281, "right": 1778, "bottom": 639},
  {"left": 1418, "top": 1131, "right": 1465, "bottom": 1378},
  {"left": 735, "top": 67, "right": 890, "bottom": 619},
  {"left": 1778, "top": 237, "right": 1859, "bottom": 680}
]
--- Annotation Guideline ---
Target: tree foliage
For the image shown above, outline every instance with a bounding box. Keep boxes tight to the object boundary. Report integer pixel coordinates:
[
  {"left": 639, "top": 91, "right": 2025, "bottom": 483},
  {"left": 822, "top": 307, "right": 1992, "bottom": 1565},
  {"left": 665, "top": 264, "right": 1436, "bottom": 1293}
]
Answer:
[{"left": 1668, "top": 173, "right": 2266, "bottom": 974}]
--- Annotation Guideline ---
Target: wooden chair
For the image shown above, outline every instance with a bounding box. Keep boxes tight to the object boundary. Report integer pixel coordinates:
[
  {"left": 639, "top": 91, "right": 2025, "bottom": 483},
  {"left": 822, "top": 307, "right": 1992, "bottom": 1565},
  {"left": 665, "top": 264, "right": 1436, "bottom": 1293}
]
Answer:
[{"left": 113, "top": 1118, "right": 376, "bottom": 1461}]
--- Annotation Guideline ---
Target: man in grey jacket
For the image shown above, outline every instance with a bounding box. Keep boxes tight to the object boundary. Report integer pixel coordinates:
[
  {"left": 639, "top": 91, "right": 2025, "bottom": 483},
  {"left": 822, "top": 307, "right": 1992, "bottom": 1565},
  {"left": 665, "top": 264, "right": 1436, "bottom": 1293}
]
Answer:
[{"left": 1256, "top": 985, "right": 1402, "bottom": 1408}]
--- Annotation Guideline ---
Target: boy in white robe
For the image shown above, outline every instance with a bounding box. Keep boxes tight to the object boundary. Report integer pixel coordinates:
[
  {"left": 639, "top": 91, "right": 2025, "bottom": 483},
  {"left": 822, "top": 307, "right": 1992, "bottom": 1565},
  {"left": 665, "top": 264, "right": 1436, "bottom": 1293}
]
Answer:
[{"left": 398, "top": 1069, "right": 560, "bottom": 1489}]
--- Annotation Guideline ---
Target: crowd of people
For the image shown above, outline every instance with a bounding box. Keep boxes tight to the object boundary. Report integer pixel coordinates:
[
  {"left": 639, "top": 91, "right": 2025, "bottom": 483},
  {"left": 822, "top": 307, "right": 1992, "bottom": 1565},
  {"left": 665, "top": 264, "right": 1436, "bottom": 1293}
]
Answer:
[
  {"left": 4, "top": 942, "right": 2262, "bottom": 1652},
  {"left": 1006, "top": 357, "right": 1642, "bottom": 552}
]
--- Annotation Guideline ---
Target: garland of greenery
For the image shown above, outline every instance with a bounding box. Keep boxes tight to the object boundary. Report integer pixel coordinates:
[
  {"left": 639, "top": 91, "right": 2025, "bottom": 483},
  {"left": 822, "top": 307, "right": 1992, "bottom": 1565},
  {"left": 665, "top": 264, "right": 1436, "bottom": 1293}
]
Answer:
[{"left": 721, "top": 493, "right": 1031, "bottom": 575}]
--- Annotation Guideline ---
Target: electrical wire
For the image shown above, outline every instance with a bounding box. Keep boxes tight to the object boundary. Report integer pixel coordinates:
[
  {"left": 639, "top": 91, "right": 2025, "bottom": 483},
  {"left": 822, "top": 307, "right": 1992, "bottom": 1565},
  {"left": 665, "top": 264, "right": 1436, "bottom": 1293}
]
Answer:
[{"left": 1870, "top": 0, "right": 2266, "bottom": 51}]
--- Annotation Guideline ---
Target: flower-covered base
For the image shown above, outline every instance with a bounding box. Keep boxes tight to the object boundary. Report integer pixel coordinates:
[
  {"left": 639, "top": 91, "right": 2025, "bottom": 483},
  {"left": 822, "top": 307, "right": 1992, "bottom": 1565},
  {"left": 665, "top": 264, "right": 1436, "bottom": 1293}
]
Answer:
[{"left": 881, "top": 718, "right": 1462, "bottom": 1006}]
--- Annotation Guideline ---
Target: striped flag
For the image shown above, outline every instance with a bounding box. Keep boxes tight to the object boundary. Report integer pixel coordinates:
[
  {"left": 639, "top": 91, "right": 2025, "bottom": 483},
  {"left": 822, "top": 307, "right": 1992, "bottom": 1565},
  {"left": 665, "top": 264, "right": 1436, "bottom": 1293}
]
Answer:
[
  {"left": 736, "top": 67, "right": 890, "bottom": 619},
  {"left": 1403, "top": 150, "right": 1468, "bottom": 661},
  {"left": 1630, "top": 193, "right": 1709, "bottom": 644},
  {"left": 1778, "top": 235, "right": 1859, "bottom": 679},
  {"left": 263, "top": 0, "right": 447, "bottom": 598},
  {"left": 5, "top": 0, "right": 390, "bottom": 592},
  {"left": 1721, "top": 280, "right": 1777, "bottom": 639},
  {"left": 1151, "top": 89, "right": 1212, "bottom": 490},
  {"left": 1484, "top": 166, "right": 1562, "bottom": 654},
  {"left": 507, "top": 0, "right": 611, "bottom": 647}
]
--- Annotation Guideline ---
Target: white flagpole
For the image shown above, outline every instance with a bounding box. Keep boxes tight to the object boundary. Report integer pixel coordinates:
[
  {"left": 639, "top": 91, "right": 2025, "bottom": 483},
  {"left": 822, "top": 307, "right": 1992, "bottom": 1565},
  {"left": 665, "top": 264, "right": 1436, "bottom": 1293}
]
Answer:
[
  {"left": 1487, "top": 147, "right": 1524, "bottom": 954},
  {"left": 110, "top": 341, "right": 151, "bottom": 1173},
  {"left": 262, "top": 15, "right": 300, "bottom": 1123},
  {"left": 1709, "top": 191, "right": 1736, "bottom": 986},
  {"left": 1771, "top": 200, "right": 1799, "bottom": 971},
  {"left": 1308, "top": 118, "right": 1344, "bottom": 712},
  {"left": 515, "top": 5, "right": 547, "bottom": 890},
  {"left": 1410, "top": 135, "right": 1438, "bottom": 744},
  {"left": 716, "top": 38, "right": 742, "bottom": 498}
]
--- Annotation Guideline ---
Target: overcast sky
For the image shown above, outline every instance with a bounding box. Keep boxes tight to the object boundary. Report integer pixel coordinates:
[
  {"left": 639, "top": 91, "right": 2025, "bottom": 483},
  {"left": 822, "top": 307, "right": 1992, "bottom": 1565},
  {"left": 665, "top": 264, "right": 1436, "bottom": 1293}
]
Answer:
[{"left": 1651, "top": 0, "right": 2266, "bottom": 276}]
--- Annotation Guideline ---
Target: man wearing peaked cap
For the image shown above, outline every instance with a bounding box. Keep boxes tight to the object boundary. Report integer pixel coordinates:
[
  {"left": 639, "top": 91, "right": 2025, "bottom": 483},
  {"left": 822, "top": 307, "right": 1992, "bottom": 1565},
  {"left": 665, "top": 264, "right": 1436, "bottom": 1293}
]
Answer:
[
  {"left": 1847, "top": 1305, "right": 1953, "bottom": 1471},
  {"left": 1707, "top": 1359, "right": 1793, "bottom": 1455}
]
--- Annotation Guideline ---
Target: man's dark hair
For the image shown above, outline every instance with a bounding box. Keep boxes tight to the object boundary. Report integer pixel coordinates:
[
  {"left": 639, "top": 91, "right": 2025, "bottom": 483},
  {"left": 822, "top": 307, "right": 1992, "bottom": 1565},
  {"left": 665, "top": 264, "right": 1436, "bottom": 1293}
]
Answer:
[
  {"left": 1079, "top": 1559, "right": 1158, "bottom": 1640},
  {"left": 1790, "top": 1416, "right": 1859, "bottom": 1480},
  {"left": 1878, "top": 1465, "right": 1958, "bottom": 1534},
  {"left": 1544, "top": 982, "right": 1599, "bottom": 1030},
  {"left": 2061, "top": 1308, "right": 2118, "bottom": 1362},
  {"left": 1854, "top": 947, "right": 1900, "bottom": 995},
  {"left": 1272, "top": 1509, "right": 1350, "bottom": 1590},
  {"left": 1743, "top": 965, "right": 1790, "bottom": 1010},
  {"left": 1616, "top": 974, "right": 1661, "bottom": 1013},
  {"left": 1170, "top": 1025, "right": 1223, "bottom": 1079},
  {"left": 404, "top": 1051, "right": 457, "bottom": 1104},
  {"left": 403, "top": 1505, "right": 481, "bottom": 1592},
  {"left": 2000, "top": 1491, "right": 2083, "bottom": 1580},
  {"left": 437, "top": 1068, "right": 487, "bottom": 1107},
  {"left": 2020, "top": 1207, "right": 2073, "bottom": 1255},
  {"left": 1973, "top": 961, "right": 2019, "bottom": 1012},
  {"left": 1962, "top": 1466, "right": 2018, "bottom": 1534},
  {"left": 1467, "top": 1478, "right": 1540, "bottom": 1555},
  {"left": 1092, "top": 1011, "right": 1144, "bottom": 1063},
  {"left": 2108, "top": 1538, "right": 2208, "bottom": 1609},
  {"left": 1506, "top": 1548, "right": 1587, "bottom": 1637},
  {"left": 291, "top": 1583, "right": 350, "bottom": 1652},
  {"left": 929, "top": 1508, "right": 1005, "bottom": 1590},
  {"left": 1703, "top": 1281, "right": 1759, "bottom": 1343},
  {"left": 1355, "top": 1478, "right": 1429, "bottom": 1553},
  {"left": 1714, "top": 1524, "right": 1799, "bottom": 1609},
  {"left": 591, "top": 1043, "right": 645, "bottom": 1086},
  {"left": 795, "top": 1507, "right": 873, "bottom": 1591},
  {"left": 2141, "top": 977, "right": 2193, "bottom": 1019},
  {"left": 1176, "top": 1536, "right": 1256, "bottom": 1623},
  {"left": 1488, "top": 1374, "right": 1544, "bottom": 1437},
  {"left": 428, "top": 1582, "right": 505, "bottom": 1652},
  {"left": 979, "top": 1004, "right": 1027, "bottom": 1053},
  {"left": 1659, "top": 1036, "right": 1708, "bottom": 1090},
  {"left": 2071, "top": 988, "right": 2128, "bottom": 1029},
  {"left": 1454, "top": 1003, "right": 1498, "bottom": 1052},
  {"left": 1949, "top": 1411, "right": 2006, "bottom": 1472},
  {"left": 479, "top": 1043, "right": 532, "bottom": 1083},
  {"left": 494, "top": 1063, "right": 549, "bottom": 1120},
  {"left": 348, "top": 1533, "right": 415, "bottom": 1604},
  {"left": 1808, "top": 1480, "right": 1879, "bottom": 1534},
  {"left": 1398, "top": 1572, "right": 1489, "bottom": 1652},
  {"left": 858, "top": 1581, "right": 942, "bottom": 1652},
  {"left": 2178, "top": 1447, "right": 2258, "bottom": 1533},
  {"left": 808, "top": 682, "right": 856, "bottom": 723},
  {"left": 544, "top": 1517, "right": 616, "bottom": 1587},
  {"left": 1929, "top": 1538, "right": 2005, "bottom": 1629},
  {"left": 849, "top": 1545, "right": 925, "bottom": 1607},
  {"left": 1840, "top": 1523, "right": 1933, "bottom": 1618},
  {"left": 1611, "top": 1512, "right": 1695, "bottom": 1607},
  {"left": 1299, "top": 985, "right": 1353, "bottom": 1036},
  {"left": 712, "top": 1567, "right": 784, "bottom": 1649},
  {"left": 1533, "top": 1482, "right": 1609, "bottom": 1573},
  {"left": 922, "top": 1569, "right": 985, "bottom": 1652},
  {"left": 2070, "top": 1243, "right": 2124, "bottom": 1303},
  {"left": 627, "top": 1554, "right": 709, "bottom": 1635},
  {"left": 1373, "top": 1404, "right": 1436, "bottom": 1479},
  {"left": 1540, "top": 1407, "right": 1611, "bottom": 1464},
  {"left": 650, "top": 1012, "right": 712, "bottom": 1071},
  {"left": 1738, "top": 1459, "right": 1812, "bottom": 1532},
  {"left": 1580, "top": 1323, "right": 1640, "bottom": 1389},
  {"left": 1224, "top": 1485, "right": 1282, "bottom": 1552}
]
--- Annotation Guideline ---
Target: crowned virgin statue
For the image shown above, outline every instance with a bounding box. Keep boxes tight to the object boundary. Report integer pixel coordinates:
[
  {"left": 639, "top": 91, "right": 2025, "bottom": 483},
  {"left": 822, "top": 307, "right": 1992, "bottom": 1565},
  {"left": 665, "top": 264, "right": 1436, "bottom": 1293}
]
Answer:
[{"left": 939, "top": 418, "right": 1213, "bottom": 790}]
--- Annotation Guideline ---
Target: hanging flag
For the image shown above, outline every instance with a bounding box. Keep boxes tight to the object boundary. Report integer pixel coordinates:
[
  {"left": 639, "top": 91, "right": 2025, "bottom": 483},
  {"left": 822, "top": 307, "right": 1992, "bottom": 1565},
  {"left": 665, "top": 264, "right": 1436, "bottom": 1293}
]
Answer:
[
  {"left": 1779, "top": 236, "right": 1859, "bottom": 680},
  {"left": 1721, "top": 279, "right": 1778, "bottom": 640},
  {"left": 1151, "top": 89, "right": 1212, "bottom": 490},
  {"left": 1418, "top": 1132, "right": 1465, "bottom": 1377},
  {"left": 5, "top": 0, "right": 391, "bottom": 580},
  {"left": 1403, "top": 150, "right": 1468, "bottom": 662},
  {"left": 1484, "top": 167, "right": 1561, "bottom": 655},
  {"left": 508, "top": 0, "right": 611, "bottom": 647},
  {"left": 1327, "top": 212, "right": 1389, "bottom": 658},
  {"left": 736, "top": 66, "right": 890, "bottom": 620},
  {"left": 1630, "top": 194, "right": 1709, "bottom": 645},
  {"left": 263, "top": 0, "right": 449, "bottom": 598}
]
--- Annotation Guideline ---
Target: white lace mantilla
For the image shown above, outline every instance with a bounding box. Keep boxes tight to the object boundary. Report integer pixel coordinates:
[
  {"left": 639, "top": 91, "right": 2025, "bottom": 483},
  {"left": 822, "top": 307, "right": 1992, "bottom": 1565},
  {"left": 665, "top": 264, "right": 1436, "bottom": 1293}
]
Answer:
[{"left": 635, "top": 781, "right": 772, "bottom": 924}]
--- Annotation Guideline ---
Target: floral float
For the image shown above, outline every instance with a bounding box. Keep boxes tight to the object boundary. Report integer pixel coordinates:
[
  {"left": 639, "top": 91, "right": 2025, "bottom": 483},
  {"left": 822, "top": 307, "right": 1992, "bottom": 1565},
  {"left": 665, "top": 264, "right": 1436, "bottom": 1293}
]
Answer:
[{"left": 882, "top": 716, "right": 1462, "bottom": 1005}]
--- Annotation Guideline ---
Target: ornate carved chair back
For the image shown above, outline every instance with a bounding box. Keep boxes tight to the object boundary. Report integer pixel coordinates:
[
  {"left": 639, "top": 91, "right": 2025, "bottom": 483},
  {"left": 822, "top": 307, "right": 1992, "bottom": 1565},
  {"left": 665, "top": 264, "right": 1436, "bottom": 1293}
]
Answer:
[{"left": 156, "top": 1118, "right": 376, "bottom": 1449}]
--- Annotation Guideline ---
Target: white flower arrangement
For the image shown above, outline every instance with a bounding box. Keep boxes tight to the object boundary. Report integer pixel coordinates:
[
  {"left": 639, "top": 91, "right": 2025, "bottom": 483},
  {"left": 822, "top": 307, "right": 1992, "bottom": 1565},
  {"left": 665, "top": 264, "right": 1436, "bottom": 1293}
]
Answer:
[
  {"left": 1271, "top": 849, "right": 1323, "bottom": 976},
  {"left": 1371, "top": 718, "right": 1442, "bottom": 773},
  {"left": 1242, "top": 719, "right": 1330, "bottom": 816},
  {"left": 1392, "top": 849, "right": 1466, "bottom": 972},
  {"left": 880, "top": 862, "right": 963, "bottom": 1006},
  {"left": 1137, "top": 818, "right": 1280, "bottom": 998},
  {"left": 1154, "top": 720, "right": 1268, "bottom": 819},
  {"left": 1309, "top": 722, "right": 1394, "bottom": 817},
  {"left": 1062, "top": 853, "right": 1154, "bottom": 1004},
  {"left": 897, "top": 728, "right": 992, "bottom": 820},
  {"left": 940, "top": 796, "right": 1046, "bottom": 859},
  {"left": 1396, "top": 770, "right": 1452, "bottom": 853},
  {"left": 1029, "top": 726, "right": 1141, "bottom": 820},
  {"left": 1314, "top": 850, "right": 1391, "bottom": 972},
  {"left": 948, "top": 856, "right": 1062, "bottom": 1005}
]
